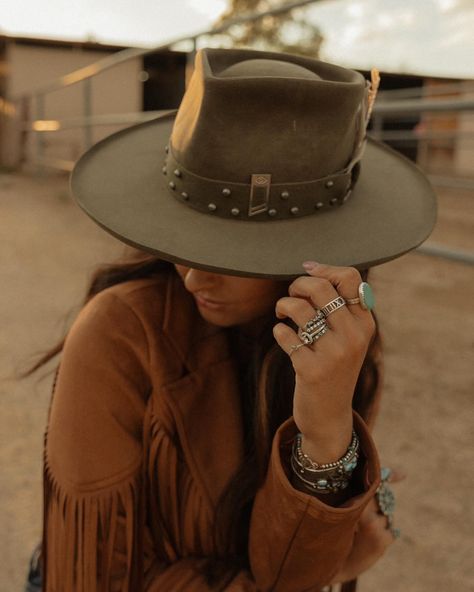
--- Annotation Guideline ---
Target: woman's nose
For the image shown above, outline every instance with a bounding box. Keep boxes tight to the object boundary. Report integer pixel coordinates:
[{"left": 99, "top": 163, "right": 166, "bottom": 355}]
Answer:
[{"left": 182, "top": 267, "right": 219, "bottom": 293}]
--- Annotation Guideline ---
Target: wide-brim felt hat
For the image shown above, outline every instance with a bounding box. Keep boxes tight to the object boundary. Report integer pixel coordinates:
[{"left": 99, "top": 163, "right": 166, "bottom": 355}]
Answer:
[{"left": 71, "top": 48, "right": 437, "bottom": 279}]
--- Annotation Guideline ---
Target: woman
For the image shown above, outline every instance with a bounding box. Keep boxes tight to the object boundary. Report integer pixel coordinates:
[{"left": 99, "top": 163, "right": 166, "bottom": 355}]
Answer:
[{"left": 28, "top": 48, "right": 436, "bottom": 591}]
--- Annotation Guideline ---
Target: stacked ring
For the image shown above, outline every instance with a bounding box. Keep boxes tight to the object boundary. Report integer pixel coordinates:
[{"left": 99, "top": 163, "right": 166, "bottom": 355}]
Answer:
[
  {"left": 297, "top": 314, "right": 328, "bottom": 345},
  {"left": 289, "top": 312, "right": 329, "bottom": 356}
]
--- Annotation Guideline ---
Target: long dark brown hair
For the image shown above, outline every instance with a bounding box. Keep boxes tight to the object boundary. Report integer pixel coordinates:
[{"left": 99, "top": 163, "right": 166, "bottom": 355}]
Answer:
[{"left": 25, "top": 248, "right": 382, "bottom": 589}]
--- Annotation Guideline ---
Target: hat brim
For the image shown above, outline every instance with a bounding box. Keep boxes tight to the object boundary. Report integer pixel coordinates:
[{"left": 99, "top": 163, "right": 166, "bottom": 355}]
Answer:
[{"left": 71, "top": 111, "right": 437, "bottom": 279}]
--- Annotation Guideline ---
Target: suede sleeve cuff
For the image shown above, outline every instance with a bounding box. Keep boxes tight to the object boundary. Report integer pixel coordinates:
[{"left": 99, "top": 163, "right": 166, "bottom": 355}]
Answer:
[{"left": 248, "top": 411, "right": 381, "bottom": 591}]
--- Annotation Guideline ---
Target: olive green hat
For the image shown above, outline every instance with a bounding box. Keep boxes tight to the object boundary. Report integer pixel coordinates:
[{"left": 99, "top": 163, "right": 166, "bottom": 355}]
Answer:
[{"left": 71, "top": 48, "right": 437, "bottom": 279}]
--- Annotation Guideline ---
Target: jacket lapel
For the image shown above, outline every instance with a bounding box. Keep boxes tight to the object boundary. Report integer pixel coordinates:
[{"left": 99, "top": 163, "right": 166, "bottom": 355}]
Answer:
[{"left": 159, "top": 274, "right": 245, "bottom": 507}]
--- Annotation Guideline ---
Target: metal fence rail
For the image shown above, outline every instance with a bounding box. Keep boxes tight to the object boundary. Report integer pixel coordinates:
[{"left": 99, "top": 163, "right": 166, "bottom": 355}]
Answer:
[
  {"left": 418, "top": 243, "right": 474, "bottom": 265},
  {"left": 377, "top": 81, "right": 474, "bottom": 99},
  {"left": 26, "top": 110, "right": 171, "bottom": 132},
  {"left": 11, "top": 0, "right": 321, "bottom": 101},
  {"left": 373, "top": 97, "right": 474, "bottom": 115}
]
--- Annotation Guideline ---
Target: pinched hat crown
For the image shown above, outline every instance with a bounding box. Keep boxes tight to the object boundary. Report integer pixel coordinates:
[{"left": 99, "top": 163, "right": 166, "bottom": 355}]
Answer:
[{"left": 164, "top": 48, "right": 371, "bottom": 220}]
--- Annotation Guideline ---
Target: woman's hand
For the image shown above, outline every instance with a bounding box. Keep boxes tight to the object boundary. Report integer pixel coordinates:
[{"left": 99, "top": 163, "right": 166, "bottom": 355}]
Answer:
[
  {"left": 330, "top": 468, "right": 406, "bottom": 583},
  {"left": 273, "top": 262, "right": 376, "bottom": 462}
]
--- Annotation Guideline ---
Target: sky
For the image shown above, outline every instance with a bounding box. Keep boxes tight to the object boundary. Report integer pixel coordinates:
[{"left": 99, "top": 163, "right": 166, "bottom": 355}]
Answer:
[{"left": 0, "top": 0, "right": 473, "bottom": 79}]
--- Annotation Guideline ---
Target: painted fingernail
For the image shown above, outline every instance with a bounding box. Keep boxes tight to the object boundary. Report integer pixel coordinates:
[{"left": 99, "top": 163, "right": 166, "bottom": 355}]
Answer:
[{"left": 302, "top": 261, "right": 318, "bottom": 270}]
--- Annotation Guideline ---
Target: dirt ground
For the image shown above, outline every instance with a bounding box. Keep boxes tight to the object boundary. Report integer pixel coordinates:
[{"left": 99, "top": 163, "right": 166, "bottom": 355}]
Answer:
[{"left": 1, "top": 172, "right": 473, "bottom": 591}]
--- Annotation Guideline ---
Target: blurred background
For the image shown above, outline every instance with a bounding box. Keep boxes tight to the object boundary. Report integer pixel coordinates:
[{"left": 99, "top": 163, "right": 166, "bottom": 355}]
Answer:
[{"left": 1, "top": 0, "right": 473, "bottom": 590}]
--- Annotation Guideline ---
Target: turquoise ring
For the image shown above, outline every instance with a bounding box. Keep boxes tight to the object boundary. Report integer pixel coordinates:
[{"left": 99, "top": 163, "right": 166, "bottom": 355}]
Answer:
[
  {"left": 346, "top": 281, "right": 375, "bottom": 311},
  {"left": 376, "top": 467, "right": 401, "bottom": 539}
]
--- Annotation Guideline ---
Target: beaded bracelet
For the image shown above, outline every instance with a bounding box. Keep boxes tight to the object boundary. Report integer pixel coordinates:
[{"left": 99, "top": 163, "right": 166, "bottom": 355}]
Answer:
[
  {"left": 291, "top": 431, "right": 360, "bottom": 494},
  {"left": 294, "top": 430, "right": 359, "bottom": 470}
]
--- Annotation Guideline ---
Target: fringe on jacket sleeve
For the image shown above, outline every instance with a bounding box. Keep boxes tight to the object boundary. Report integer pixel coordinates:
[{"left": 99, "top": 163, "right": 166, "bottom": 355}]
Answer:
[{"left": 42, "top": 436, "right": 145, "bottom": 592}]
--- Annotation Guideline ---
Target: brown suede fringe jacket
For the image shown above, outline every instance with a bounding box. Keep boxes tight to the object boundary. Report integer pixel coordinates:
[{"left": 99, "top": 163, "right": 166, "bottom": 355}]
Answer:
[{"left": 43, "top": 273, "right": 381, "bottom": 591}]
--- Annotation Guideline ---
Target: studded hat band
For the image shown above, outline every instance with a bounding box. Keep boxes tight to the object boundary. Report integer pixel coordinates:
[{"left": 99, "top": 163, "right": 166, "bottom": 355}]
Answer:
[{"left": 163, "top": 141, "right": 366, "bottom": 222}]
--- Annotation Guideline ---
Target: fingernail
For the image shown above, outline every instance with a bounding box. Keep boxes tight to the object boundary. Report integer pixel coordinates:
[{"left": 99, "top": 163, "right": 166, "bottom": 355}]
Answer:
[{"left": 302, "top": 261, "right": 318, "bottom": 270}]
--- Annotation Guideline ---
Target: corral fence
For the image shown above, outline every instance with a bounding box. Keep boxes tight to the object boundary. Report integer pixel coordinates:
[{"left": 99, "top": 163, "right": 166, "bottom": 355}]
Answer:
[{"left": 2, "top": 0, "right": 473, "bottom": 264}]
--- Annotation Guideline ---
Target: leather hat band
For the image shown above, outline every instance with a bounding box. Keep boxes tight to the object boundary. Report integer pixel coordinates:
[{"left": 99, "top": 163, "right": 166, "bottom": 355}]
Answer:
[{"left": 163, "top": 141, "right": 365, "bottom": 222}]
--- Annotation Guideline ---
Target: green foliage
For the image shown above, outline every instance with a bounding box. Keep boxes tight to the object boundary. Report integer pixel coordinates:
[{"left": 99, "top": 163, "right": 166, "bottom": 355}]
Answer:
[{"left": 214, "top": 0, "right": 323, "bottom": 58}]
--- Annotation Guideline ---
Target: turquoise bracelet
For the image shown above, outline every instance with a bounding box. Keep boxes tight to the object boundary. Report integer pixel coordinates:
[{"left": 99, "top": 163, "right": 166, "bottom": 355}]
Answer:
[{"left": 291, "top": 431, "right": 360, "bottom": 494}]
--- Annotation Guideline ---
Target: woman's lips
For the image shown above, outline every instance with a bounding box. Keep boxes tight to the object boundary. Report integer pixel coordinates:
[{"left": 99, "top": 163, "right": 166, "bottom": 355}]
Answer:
[{"left": 194, "top": 294, "right": 226, "bottom": 310}]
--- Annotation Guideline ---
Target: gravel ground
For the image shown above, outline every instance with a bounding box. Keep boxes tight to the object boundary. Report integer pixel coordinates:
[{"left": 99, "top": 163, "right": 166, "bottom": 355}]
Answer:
[{"left": 1, "top": 171, "right": 473, "bottom": 591}]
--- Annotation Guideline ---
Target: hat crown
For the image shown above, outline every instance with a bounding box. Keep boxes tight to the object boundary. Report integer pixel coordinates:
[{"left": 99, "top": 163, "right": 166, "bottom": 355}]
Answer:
[
  {"left": 219, "top": 58, "right": 322, "bottom": 80},
  {"left": 170, "top": 48, "right": 368, "bottom": 184}
]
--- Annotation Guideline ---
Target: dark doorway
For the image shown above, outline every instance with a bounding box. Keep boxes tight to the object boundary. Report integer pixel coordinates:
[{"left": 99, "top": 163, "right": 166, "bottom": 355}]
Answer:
[{"left": 142, "top": 51, "right": 187, "bottom": 111}]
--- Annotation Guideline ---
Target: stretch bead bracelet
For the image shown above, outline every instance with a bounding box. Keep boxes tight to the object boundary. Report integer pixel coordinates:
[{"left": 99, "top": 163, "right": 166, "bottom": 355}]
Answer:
[
  {"left": 294, "top": 430, "right": 359, "bottom": 470},
  {"left": 291, "top": 431, "right": 360, "bottom": 494}
]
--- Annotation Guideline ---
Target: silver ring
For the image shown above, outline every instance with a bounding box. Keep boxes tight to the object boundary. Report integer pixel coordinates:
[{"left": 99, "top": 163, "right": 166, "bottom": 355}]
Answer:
[
  {"left": 288, "top": 342, "right": 306, "bottom": 356},
  {"left": 345, "top": 282, "right": 375, "bottom": 311},
  {"left": 376, "top": 467, "right": 401, "bottom": 539},
  {"left": 320, "top": 296, "right": 346, "bottom": 317}
]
